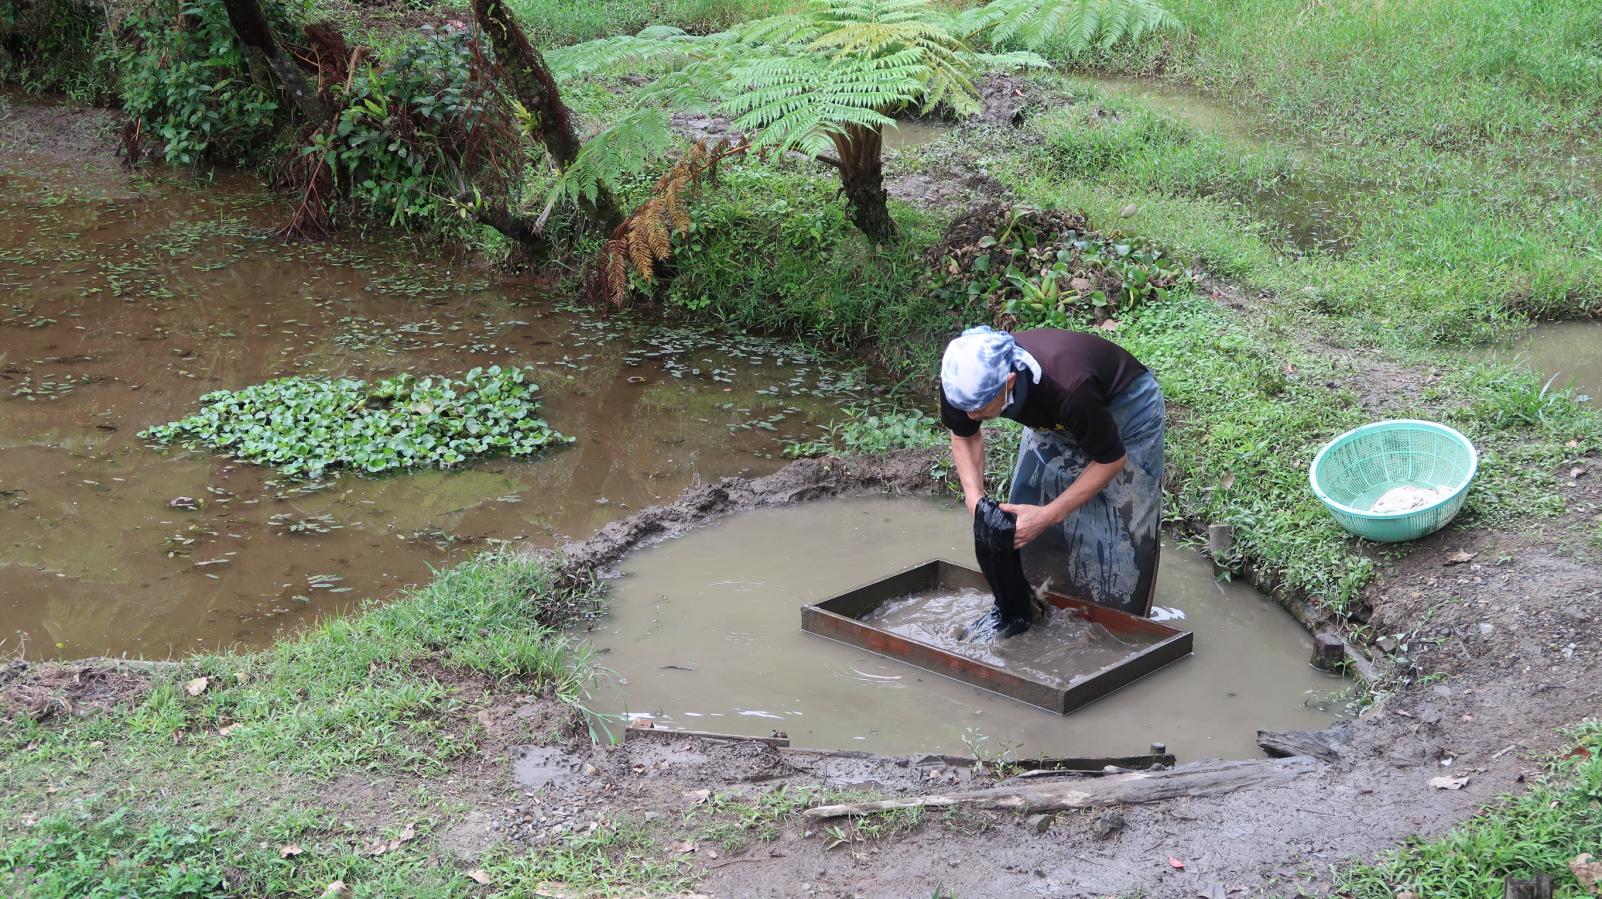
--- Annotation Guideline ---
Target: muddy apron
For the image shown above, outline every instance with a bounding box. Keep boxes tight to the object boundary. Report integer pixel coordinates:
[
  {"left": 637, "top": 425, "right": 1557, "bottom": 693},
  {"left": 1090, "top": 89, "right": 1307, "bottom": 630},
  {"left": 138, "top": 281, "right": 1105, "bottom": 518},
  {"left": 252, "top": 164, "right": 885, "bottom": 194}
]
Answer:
[{"left": 1007, "top": 371, "right": 1165, "bottom": 617}]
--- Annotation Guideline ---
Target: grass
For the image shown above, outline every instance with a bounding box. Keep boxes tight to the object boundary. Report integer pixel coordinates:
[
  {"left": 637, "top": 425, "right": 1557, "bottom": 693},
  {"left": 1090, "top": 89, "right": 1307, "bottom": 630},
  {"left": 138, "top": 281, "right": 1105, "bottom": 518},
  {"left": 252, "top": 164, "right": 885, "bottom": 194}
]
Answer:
[
  {"left": 0, "top": 552, "right": 620, "bottom": 897},
  {"left": 499, "top": 0, "right": 792, "bottom": 45},
  {"left": 1338, "top": 720, "right": 1602, "bottom": 898}
]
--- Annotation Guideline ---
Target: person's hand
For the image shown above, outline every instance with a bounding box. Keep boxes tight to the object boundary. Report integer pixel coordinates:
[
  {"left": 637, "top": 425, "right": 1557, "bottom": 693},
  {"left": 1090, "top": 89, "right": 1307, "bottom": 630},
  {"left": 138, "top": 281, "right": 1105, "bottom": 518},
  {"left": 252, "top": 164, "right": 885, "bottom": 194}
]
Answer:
[
  {"left": 1000, "top": 502, "right": 1056, "bottom": 548},
  {"left": 965, "top": 492, "right": 985, "bottom": 516}
]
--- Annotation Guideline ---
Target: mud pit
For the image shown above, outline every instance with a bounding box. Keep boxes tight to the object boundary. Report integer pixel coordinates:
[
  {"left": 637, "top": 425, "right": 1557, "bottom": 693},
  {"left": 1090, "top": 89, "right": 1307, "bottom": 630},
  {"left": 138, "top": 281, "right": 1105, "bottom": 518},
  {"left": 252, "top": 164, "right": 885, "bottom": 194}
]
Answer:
[
  {"left": 0, "top": 147, "right": 866, "bottom": 660},
  {"left": 861, "top": 586, "right": 1152, "bottom": 685},
  {"left": 580, "top": 496, "right": 1347, "bottom": 758}
]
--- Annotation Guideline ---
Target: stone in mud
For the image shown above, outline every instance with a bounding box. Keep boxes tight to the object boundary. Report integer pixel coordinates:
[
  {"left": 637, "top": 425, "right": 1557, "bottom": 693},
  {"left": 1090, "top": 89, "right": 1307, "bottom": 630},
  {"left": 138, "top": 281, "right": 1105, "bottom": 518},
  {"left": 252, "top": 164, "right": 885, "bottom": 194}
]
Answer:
[{"left": 1090, "top": 809, "right": 1126, "bottom": 839}]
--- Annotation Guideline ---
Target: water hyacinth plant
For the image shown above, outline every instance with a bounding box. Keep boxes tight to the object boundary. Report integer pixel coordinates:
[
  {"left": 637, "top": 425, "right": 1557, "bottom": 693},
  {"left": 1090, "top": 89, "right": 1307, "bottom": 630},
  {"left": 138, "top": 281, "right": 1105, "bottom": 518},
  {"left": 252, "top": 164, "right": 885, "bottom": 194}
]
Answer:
[{"left": 141, "top": 366, "right": 570, "bottom": 477}]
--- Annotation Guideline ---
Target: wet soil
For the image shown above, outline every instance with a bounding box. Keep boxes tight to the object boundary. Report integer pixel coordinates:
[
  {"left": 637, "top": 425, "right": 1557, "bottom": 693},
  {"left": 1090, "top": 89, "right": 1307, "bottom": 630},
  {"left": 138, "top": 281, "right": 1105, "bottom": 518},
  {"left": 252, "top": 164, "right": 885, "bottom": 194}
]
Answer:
[
  {"left": 0, "top": 138, "right": 868, "bottom": 660},
  {"left": 581, "top": 496, "right": 1344, "bottom": 759}
]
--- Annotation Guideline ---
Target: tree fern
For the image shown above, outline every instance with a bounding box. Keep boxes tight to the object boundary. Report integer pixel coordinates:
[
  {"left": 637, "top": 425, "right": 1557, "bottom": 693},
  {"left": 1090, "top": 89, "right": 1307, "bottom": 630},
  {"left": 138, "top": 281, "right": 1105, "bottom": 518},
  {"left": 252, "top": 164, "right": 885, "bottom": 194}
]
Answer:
[
  {"left": 548, "top": 108, "right": 674, "bottom": 208},
  {"left": 553, "top": 0, "right": 1181, "bottom": 247}
]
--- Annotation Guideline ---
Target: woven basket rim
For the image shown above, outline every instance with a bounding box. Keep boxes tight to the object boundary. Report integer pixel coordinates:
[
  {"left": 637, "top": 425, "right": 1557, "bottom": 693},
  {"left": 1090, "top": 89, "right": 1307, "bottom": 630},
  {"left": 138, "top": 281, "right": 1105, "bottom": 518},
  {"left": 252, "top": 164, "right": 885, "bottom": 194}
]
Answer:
[{"left": 1309, "top": 419, "right": 1479, "bottom": 520}]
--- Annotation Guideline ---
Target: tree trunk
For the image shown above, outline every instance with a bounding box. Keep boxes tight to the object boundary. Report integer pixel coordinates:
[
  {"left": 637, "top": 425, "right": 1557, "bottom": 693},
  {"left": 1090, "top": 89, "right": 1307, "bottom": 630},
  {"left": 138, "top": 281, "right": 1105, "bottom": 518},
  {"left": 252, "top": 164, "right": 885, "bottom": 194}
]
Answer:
[
  {"left": 219, "top": 0, "right": 329, "bottom": 126},
  {"left": 470, "top": 0, "right": 619, "bottom": 228},
  {"left": 832, "top": 124, "right": 898, "bottom": 243}
]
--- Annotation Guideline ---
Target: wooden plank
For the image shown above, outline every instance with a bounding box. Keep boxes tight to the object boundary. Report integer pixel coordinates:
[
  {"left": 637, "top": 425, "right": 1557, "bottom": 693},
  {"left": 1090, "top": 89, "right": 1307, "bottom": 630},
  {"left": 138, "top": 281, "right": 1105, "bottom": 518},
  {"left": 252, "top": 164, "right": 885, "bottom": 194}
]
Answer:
[
  {"left": 801, "top": 559, "right": 1193, "bottom": 717},
  {"left": 804, "top": 756, "right": 1318, "bottom": 818}
]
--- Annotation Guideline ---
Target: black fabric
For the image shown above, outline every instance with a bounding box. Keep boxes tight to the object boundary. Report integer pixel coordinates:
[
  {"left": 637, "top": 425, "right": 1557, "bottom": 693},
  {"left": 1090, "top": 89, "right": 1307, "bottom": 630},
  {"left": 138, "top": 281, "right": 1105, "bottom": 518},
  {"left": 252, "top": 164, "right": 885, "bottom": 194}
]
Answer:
[
  {"left": 970, "top": 498, "right": 1033, "bottom": 639},
  {"left": 940, "top": 329, "right": 1147, "bottom": 464}
]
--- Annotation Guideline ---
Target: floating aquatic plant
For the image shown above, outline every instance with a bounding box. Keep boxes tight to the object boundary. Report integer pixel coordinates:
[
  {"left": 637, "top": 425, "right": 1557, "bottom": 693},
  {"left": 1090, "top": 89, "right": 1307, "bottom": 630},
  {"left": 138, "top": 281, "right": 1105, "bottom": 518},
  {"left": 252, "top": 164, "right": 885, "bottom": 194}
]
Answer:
[{"left": 141, "top": 366, "right": 570, "bottom": 478}]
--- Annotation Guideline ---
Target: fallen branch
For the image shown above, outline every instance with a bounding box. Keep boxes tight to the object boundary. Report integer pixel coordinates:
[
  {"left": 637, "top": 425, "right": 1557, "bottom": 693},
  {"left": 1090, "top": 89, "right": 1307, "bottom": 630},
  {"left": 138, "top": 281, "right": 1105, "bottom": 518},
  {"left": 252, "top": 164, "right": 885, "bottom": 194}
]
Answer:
[{"left": 804, "top": 756, "right": 1318, "bottom": 818}]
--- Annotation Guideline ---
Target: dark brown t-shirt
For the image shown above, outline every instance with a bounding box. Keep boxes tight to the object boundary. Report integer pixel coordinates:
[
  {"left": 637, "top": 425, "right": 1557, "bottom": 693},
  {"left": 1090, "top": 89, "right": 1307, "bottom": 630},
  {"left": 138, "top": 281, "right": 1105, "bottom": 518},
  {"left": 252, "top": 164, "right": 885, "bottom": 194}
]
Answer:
[{"left": 939, "top": 329, "right": 1147, "bottom": 464}]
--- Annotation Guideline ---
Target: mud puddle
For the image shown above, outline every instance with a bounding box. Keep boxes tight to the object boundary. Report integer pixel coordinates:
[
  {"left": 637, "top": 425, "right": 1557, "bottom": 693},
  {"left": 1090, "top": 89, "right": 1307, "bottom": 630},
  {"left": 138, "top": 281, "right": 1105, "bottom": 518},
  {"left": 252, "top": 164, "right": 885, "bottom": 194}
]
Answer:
[
  {"left": 883, "top": 120, "right": 953, "bottom": 152},
  {"left": 0, "top": 156, "right": 865, "bottom": 660},
  {"left": 862, "top": 587, "right": 1152, "bottom": 687},
  {"left": 1497, "top": 320, "right": 1601, "bottom": 403},
  {"left": 582, "top": 496, "right": 1348, "bottom": 758}
]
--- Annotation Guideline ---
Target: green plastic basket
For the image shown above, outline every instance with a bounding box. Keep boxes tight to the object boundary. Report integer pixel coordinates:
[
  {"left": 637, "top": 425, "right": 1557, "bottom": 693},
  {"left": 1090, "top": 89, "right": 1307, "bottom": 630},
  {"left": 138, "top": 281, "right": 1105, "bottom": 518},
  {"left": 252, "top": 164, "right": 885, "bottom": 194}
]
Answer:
[{"left": 1309, "top": 419, "right": 1478, "bottom": 543}]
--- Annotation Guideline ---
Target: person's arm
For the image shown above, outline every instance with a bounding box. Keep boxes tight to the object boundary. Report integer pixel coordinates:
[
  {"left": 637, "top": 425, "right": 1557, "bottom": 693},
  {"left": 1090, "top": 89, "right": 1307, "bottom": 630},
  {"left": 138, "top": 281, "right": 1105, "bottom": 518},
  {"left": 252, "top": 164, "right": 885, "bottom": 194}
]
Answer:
[
  {"left": 951, "top": 431, "right": 986, "bottom": 515},
  {"left": 1002, "top": 455, "right": 1125, "bottom": 548},
  {"left": 1002, "top": 383, "right": 1128, "bottom": 548}
]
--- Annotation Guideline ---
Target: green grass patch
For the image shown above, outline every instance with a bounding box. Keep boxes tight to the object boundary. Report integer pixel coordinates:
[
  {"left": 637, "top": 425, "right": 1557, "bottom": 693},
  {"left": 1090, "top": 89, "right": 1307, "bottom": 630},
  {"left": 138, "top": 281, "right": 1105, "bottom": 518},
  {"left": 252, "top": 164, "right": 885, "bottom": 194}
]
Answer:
[
  {"left": 1338, "top": 720, "right": 1602, "bottom": 898},
  {"left": 140, "top": 366, "right": 570, "bottom": 478},
  {"left": 1, "top": 553, "right": 606, "bottom": 896},
  {"left": 1, "top": 808, "right": 231, "bottom": 898},
  {"left": 500, "top": 0, "right": 791, "bottom": 45},
  {"left": 482, "top": 818, "right": 692, "bottom": 895}
]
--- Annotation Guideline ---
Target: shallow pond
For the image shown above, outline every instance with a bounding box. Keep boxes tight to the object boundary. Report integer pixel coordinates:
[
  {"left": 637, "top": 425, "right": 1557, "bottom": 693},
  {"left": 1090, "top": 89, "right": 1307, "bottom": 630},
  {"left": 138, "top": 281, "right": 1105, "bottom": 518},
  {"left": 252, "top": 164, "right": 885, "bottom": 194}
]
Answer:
[
  {"left": 0, "top": 152, "right": 868, "bottom": 660},
  {"left": 1499, "top": 320, "right": 1602, "bottom": 403},
  {"left": 582, "top": 496, "right": 1348, "bottom": 759},
  {"left": 1075, "top": 75, "right": 1365, "bottom": 254}
]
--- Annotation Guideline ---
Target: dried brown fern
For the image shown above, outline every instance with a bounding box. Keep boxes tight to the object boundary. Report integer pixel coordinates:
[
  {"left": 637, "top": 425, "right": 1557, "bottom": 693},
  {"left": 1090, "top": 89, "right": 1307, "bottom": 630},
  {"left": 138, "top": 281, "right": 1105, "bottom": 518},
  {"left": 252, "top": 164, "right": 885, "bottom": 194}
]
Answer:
[{"left": 585, "top": 138, "right": 747, "bottom": 309}]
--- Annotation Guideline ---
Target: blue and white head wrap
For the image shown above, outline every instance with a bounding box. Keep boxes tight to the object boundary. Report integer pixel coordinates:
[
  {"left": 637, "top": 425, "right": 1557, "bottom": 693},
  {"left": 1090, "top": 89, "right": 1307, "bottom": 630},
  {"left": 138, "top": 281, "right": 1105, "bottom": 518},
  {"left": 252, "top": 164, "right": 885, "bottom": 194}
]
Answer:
[{"left": 940, "top": 326, "right": 1042, "bottom": 412}]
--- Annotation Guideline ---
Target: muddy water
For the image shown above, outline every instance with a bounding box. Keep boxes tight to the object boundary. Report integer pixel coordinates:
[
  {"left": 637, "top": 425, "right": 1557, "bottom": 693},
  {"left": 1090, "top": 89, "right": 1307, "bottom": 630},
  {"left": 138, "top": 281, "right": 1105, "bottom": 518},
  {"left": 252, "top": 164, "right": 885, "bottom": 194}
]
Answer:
[
  {"left": 583, "top": 497, "right": 1347, "bottom": 759},
  {"left": 1500, "top": 321, "right": 1602, "bottom": 403},
  {"left": 0, "top": 153, "right": 865, "bottom": 660},
  {"left": 862, "top": 588, "right": 1151, "bottom": 687},
  {"left": 882, "top": 121, "right": 952, "bottom": 152},
  {"left": 1075, "top": 75, "right": 1364, "bottom": 254}
]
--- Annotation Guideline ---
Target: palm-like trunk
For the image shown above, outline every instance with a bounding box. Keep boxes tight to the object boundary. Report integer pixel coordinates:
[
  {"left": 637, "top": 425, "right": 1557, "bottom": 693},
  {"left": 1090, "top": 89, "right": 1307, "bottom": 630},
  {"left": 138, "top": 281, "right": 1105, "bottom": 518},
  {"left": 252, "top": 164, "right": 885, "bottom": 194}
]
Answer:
[
  {"left": 471, "top": 0, "right": 620, "bottom": 228},
  {"left": 219, "top": 0, "right": 329, "bottom": 126},
  {"left": 830, "top": 124, "right": 898, "bottom": 243}
]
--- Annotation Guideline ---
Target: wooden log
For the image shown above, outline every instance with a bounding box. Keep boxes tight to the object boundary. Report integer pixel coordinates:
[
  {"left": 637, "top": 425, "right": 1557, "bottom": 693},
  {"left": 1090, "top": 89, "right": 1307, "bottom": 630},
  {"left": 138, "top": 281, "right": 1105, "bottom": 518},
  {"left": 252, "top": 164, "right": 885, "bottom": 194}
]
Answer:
[
  {"left": 1310, "top": 632, "right": 1346, "bottom": 672},
  {"left": 1207, "top": 523, "right": 1234, "bottom": 562},
  {"left": 1257, "top": 727, "right": 1348, "bottom": 762},
  {"left": 908, "top": 752, "right": 1175, "bottom": 772},
  {"left": 624, "top": 726, "right": 790, "bottom": 748},
  {"left": 1504, "top": 873, "right": 1553, "bottom": 899},
  {"left": 804, "top": 756, "right": 1317, "bottom": 818}
]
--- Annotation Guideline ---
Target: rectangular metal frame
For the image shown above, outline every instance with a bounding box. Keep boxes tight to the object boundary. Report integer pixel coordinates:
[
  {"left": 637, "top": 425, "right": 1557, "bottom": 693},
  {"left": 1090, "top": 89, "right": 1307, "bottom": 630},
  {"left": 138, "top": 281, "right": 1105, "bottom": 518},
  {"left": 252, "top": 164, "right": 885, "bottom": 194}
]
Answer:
[{"left": 801, "top": 559, "right": 1193, "bottom": 715}]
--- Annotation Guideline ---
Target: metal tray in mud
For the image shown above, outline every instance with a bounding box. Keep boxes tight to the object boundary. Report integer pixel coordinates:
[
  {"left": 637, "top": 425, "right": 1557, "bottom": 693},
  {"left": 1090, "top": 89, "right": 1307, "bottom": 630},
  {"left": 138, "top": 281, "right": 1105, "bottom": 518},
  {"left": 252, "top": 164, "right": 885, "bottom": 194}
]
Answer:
[{"left": 801, "top": 559, "right": 1193, "bottom": 715}]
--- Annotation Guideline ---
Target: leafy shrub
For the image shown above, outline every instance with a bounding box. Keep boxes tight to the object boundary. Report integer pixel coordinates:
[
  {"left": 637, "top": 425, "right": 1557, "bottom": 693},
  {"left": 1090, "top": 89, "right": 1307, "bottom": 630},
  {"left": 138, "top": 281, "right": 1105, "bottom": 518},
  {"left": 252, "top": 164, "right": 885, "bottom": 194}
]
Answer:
[
  {"left": 309, "top": 24, "right": 515, "bottom": 234},
  {"left": 0, "top": 0, "right": 106, "bottom": 99},
  {"left": 141, "top": 366, "right": 571, "bottom": 478},
  {"left": 108, "top": 0, "right": 279, "bottom": 165},
  {"left": 930, "top": 203, "right": 1187, "bottom": 328},
  {"left": 0, "top": 808, "right": 231, "bottom": 898},
  {"left": 785, "top": 408, "right": 948, "bottom": 458}
]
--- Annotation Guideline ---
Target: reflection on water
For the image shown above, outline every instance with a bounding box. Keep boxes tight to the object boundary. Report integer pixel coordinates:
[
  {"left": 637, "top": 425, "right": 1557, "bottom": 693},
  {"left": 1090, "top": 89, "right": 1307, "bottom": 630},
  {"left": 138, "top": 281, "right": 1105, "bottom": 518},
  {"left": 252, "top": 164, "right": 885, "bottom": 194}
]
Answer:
[
  {"left": 585, "top": 496, "right": 1348, "bottom": 758},
  {"left": 0, "top": 151, "right": 865, "bottom": 660}
]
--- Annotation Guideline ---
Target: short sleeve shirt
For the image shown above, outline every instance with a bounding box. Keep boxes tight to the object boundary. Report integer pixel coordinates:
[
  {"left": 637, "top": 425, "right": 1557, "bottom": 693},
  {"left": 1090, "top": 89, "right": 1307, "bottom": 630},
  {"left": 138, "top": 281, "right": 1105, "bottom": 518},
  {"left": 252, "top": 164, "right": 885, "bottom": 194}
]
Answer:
[{"left": 939, "top": 329, "right": 1147, "bottom": 464}]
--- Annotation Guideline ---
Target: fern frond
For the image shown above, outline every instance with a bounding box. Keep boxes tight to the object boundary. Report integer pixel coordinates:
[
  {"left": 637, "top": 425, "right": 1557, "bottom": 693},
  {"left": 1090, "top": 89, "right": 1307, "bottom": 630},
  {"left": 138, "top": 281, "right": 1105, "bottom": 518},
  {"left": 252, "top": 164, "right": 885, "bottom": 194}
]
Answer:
[
  {"left": 548, "top": 27, "right": 723, "bottom": 80},
  {"left": 547, "top": 109, "right": 673, "bottom": 208},
  {"left": 959, "top": 0, "right": 1180, "bottom": 54}
]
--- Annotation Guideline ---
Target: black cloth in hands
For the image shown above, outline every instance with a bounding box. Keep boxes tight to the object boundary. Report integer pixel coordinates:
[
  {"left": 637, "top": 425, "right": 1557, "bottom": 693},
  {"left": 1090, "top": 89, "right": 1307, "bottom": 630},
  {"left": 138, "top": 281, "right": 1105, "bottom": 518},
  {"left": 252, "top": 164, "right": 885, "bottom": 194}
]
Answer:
[{"left": 971, "top": 498, "right": 1034, "bottom": 639}]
